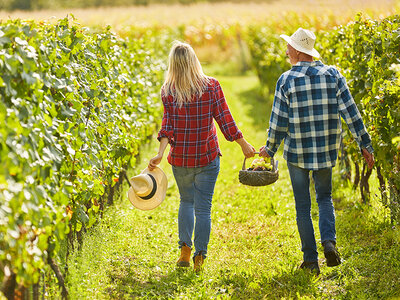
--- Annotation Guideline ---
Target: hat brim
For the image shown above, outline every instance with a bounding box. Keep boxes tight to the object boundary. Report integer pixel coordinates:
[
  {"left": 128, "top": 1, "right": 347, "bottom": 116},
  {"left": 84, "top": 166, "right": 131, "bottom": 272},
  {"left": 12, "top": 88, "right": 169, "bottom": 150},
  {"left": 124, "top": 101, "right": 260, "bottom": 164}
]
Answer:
[
  {"left": 280, "top": 34, "right": 320, "bottom": 58},
  {"left": 128, "top": 167, "right": 168, "bottom": 211}
]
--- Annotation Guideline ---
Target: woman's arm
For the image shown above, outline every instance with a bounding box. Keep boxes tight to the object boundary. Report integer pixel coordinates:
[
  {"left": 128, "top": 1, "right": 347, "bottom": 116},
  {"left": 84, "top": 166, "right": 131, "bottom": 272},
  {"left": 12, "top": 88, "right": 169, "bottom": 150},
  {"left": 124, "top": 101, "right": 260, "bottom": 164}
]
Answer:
[
  {"left": 148, "top": 137, "right": 169, "bottom": 171},
  {"left": 157, "top": 95, "right": 174, "bottom": 145},
  {"left": 235, "top": 137, "right": 256, "bottom": 158},
  {"left": 212, "top": 80, "right": 244, "bottom": 142},
  {"left": 212, "top": 80, "right": 255, "bottom": 158}
]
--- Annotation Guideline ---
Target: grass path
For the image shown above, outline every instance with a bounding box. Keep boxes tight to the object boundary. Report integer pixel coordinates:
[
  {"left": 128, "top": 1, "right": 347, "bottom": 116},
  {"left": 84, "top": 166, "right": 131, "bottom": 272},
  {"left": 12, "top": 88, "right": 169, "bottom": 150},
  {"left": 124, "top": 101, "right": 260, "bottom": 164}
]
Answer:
[{"left": 65, "top": 74, "right": 400, "bottom": 299}]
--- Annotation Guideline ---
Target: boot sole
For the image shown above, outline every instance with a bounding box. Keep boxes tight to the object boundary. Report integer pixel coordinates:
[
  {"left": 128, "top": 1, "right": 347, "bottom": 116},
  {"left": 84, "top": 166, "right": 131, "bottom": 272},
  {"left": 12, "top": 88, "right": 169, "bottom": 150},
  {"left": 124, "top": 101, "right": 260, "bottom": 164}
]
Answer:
[
  {"left": 177, "top": 261, "right": 190, "bottom": 267},
  {"left": 325, "top": 251, "right": 341, "bottom": 267}
]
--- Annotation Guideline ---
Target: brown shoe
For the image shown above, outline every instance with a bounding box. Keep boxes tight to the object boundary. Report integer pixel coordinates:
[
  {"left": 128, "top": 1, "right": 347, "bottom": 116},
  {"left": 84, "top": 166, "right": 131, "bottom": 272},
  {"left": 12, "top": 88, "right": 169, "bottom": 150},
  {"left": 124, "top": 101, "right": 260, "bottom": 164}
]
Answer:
[
  {"left": 176, "top": 244, "right": 191, "bottom": 267},
  {"left": 193, "top": 253, "right": 204, "bottom": 273},
  {"left": 323, "top": 240, "right": 341, "bottom": 267}
]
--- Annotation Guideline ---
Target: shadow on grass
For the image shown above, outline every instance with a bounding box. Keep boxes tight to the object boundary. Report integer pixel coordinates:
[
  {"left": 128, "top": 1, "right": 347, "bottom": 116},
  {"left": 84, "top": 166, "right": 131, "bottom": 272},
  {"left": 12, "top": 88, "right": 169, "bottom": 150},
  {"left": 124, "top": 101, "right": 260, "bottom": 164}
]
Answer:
[
  {"left": 238, "top": 85, "right": 274, "bottom": 132},
  {"left": 215, "top": 267, "right": 321, "bottom": 299},
  {"left": 332, "top": 196, "right": 400, "bottom": 298},
  {"left": 105, "top": 256, "right": 322, "bottom": 299},
  {"left": 106, "top": 265, "right": 200, "bottom": 299}
]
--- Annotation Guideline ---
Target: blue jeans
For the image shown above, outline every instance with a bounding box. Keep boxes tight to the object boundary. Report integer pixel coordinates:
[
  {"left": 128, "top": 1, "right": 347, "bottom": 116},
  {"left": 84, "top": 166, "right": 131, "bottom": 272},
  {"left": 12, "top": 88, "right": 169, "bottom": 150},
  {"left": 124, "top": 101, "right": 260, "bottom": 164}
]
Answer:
[
  {"left": 172, "top": 156, "right": 220, "bottom": 259},
  {"left": 287, "top": 162, "right": 336, "bottom": 262}
]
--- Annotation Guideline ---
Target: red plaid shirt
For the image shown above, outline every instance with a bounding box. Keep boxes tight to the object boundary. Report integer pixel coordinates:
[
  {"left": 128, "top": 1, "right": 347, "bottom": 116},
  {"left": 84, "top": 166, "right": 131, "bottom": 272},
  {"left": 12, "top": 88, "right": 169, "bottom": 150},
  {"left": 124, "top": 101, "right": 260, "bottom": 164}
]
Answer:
[{"left": 157, "top": 77, "right": 243, "bottom": 167}]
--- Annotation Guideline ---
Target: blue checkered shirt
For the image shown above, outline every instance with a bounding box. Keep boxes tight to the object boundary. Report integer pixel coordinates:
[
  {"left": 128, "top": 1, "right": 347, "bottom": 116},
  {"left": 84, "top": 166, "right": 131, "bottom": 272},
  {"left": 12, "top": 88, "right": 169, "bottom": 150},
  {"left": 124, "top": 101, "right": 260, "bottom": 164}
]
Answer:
[{"left": 265, "top": 61, "right": 373, "bottom": 170}]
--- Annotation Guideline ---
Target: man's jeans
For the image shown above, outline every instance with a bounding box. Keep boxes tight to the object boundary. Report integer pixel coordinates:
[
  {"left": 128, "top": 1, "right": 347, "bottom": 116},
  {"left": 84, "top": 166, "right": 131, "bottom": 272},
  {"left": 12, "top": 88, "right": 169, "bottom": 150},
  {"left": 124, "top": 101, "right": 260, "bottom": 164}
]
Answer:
[
  {"left": 172, "top": 156, "right": 220, "bottom": 258},
  {"left": 287, "top": 162, "right": 336, "bottom": 262}
]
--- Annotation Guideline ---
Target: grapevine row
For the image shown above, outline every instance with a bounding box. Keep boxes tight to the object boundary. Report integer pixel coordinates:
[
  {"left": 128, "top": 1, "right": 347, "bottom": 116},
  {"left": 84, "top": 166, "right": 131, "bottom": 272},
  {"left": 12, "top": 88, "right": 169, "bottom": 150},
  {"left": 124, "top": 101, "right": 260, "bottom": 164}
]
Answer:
[{"left": 0, "top": 17, "right": 165, "bottom": 295}]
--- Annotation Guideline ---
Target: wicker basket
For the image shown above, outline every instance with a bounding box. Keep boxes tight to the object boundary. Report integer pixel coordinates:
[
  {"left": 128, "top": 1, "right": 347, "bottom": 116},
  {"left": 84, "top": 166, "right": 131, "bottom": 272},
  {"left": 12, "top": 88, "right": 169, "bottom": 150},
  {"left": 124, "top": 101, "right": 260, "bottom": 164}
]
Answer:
[{"left": 239, "top": 155, "right": 279, "bottom": 186}]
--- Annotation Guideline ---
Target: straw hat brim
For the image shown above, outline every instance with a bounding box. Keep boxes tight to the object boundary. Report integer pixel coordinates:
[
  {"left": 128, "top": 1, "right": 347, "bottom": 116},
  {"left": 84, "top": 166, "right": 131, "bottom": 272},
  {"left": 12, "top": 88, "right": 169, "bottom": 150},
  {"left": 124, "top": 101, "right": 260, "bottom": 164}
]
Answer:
[
  {"left": 128, "top": 167, "right": 168, "bottom": 211},
  {"left": 280, "top": 34, "right": 320, "bottom": 58}
]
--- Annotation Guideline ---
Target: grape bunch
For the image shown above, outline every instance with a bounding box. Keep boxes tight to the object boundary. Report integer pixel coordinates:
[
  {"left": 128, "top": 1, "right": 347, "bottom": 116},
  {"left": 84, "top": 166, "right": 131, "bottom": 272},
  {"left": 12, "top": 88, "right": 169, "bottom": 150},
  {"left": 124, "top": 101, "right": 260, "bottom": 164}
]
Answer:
[{"left": 248, "top": 157, "right": 272, "bottom": 171}]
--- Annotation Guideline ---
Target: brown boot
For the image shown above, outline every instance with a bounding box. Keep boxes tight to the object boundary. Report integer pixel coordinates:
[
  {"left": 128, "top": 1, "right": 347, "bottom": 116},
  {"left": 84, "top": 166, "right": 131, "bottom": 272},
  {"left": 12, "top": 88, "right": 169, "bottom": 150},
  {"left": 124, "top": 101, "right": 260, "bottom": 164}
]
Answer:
[
  {"left": 193, "top": 253, "right": 204, "bottom": 273},
  {"left": 177, "top": 244, "right": 191, "bottom": 267}
]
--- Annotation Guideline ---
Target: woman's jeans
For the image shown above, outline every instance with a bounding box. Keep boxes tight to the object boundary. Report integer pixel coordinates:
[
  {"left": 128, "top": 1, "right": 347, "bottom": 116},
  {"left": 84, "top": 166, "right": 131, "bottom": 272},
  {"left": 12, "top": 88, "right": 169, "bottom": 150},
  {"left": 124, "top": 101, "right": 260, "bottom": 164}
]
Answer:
[
  {"left": 172, "top": 156, "right": 220, "bottom": 258},
  {"left": 287, "top": 162, "right": 336, "bottom": 262}
]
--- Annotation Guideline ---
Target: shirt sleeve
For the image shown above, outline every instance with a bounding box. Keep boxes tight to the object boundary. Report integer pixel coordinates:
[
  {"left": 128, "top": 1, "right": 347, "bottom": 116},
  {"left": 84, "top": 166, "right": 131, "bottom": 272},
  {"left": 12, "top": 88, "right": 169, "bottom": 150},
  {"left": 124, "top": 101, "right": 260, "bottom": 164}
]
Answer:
[
  {"left": 212, "top": 80, "right": 243, "bottom": 141},
  {"left": 337, "top": 73, "right": 374, "bottom": 153},
  {"left": 157, "top": 95, "right": 174, "bottom": 145},
  {"left": 265, "top": 75, "right": 289, "bottom": 157}
]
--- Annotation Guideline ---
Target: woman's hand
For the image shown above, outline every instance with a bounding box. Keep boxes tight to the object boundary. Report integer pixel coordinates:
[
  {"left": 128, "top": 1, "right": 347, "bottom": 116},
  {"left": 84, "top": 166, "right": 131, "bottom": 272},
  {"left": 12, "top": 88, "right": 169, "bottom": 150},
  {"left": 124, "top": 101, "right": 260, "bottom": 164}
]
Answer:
[
  {"left": 241, "top": 142, "right": 256, "bottom": 158},
  {"left": 148, "top": 137, "right": 168, "bottom": 171},
  {"left": 235, "top": 138, "right": 256, "bottom": 158},
  {"left": 259, "top": 146, "right": 270, "bottom": 158},
  {"left": 148, "top": 154, "right": 163, "bottom": 171}
]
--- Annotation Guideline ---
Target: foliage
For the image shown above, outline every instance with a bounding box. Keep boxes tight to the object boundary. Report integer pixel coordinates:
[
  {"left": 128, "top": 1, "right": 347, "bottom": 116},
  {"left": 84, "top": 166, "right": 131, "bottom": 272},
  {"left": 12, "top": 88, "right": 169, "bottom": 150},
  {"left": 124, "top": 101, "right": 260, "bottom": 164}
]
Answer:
[
  {"left": 0, "top": 17, "right": 163, "bottom": 288},
  {"left": 246, "top": 12, "right": 353, "bottom": 96},
  {"left": 247, "top": 26, "right": 290, "bottom": 95},
  {"left": 318, "top": 14, "right": 400, "bottom": 221}
]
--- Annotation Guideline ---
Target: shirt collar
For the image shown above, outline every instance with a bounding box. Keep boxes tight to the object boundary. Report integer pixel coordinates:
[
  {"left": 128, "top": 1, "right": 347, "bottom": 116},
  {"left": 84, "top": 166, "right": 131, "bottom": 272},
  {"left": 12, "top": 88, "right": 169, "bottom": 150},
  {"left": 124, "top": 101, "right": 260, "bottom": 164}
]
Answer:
[{"left": 295, "top": 60, "right": 323, "bottom": 67}]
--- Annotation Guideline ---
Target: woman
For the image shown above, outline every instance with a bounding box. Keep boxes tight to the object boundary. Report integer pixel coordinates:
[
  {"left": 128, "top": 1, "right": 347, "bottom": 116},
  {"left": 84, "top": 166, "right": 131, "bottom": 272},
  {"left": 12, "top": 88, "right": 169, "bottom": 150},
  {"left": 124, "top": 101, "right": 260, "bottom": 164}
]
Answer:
[{"left": 148, "top": 41, "right": 255, "bottom": 272}]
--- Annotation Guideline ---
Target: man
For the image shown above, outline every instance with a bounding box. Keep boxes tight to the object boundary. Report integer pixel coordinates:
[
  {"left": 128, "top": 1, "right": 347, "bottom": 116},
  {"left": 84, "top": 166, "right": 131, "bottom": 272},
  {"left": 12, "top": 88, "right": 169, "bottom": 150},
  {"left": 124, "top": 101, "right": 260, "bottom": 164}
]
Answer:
[{"left": 259, "top": 28, "right": 375, "bottom": 274}]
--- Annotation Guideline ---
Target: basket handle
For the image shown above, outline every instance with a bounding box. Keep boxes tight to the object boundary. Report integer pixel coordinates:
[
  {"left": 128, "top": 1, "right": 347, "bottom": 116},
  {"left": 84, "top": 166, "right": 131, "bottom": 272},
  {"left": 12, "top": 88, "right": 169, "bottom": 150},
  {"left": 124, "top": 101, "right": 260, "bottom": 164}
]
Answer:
[{"left": 241, "top": 152, "right": 276, "bottom": 171}]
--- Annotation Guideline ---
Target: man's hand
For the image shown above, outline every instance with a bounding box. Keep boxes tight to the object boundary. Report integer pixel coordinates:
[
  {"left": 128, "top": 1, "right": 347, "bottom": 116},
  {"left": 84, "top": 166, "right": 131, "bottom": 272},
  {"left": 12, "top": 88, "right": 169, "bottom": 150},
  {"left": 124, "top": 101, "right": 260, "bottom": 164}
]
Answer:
[
  {"left": 362, "top": 148, "right": 374, "bottom": 169},
  {"left": 259, "top": 146, "right": 270, "bottom": 158},
  {"left": 148, "top": 154, "right": 163, "bottom": 171}
]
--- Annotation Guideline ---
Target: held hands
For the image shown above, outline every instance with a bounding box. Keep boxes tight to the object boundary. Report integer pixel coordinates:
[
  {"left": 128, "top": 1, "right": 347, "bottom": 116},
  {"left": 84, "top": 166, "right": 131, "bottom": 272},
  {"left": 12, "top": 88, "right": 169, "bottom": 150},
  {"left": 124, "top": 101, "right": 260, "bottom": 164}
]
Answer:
[
  {"left": 258, "top": 146, "right": 270, "bottom": 158},
  {"left": 362, "top": 148, "right": 375, "bottom": 169},
  {"left": 148, "top": 153, "right": 163, "bottom": 171}
]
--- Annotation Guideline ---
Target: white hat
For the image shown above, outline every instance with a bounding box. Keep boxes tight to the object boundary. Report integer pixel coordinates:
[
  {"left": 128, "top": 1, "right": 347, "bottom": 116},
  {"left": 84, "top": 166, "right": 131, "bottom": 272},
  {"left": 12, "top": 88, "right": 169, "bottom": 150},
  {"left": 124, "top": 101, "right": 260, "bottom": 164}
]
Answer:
[
  {"left": 280, "top": 28, "right": 320, "bottom": 58},
  {"left": 127, "top": 167, "right": 168, "bottom": 211}
]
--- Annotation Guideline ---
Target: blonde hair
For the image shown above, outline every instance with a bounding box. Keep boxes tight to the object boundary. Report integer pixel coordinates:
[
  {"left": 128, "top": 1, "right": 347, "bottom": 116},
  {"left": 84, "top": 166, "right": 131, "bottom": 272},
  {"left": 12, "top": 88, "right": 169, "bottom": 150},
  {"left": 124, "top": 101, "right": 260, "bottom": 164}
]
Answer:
[{"left": 162, "top": 41, "right": 210, "bottom": 107}]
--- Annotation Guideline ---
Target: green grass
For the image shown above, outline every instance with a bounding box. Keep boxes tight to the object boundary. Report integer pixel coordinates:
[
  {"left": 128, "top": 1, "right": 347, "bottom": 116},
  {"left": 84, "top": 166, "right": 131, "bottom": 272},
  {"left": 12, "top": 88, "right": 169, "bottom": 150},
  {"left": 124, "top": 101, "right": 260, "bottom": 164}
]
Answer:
[{"left": 61, "top": 72, "right": 400, "bottom": 299}]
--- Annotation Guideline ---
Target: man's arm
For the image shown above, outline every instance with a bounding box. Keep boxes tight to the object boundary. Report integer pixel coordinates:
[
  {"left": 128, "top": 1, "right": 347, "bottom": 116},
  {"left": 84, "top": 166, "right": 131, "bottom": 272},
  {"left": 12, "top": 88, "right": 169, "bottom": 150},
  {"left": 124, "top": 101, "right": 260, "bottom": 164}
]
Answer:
[
  {"left": 337, "top": 73, "right": 374, "bottom": 168},
  {"left": 261, "top": 77, "right": 289, "bottom": 157}
]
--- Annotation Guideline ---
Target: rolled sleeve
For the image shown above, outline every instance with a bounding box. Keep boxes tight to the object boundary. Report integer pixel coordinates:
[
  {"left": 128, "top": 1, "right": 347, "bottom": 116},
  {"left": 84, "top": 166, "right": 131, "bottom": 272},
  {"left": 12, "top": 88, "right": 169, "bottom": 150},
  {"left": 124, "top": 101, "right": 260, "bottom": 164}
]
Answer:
[
  {"left": 337, "top": 74, "right": 374, "bottom": 153},
  {"left": 157, "top": 96, "right": 174, "bottom": 144},
  {"left": 265, "top": 146, "right": 276, "bottom": 158},
  {"left": 212, "top": 80, "right": 243, "bottom": 141}
]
